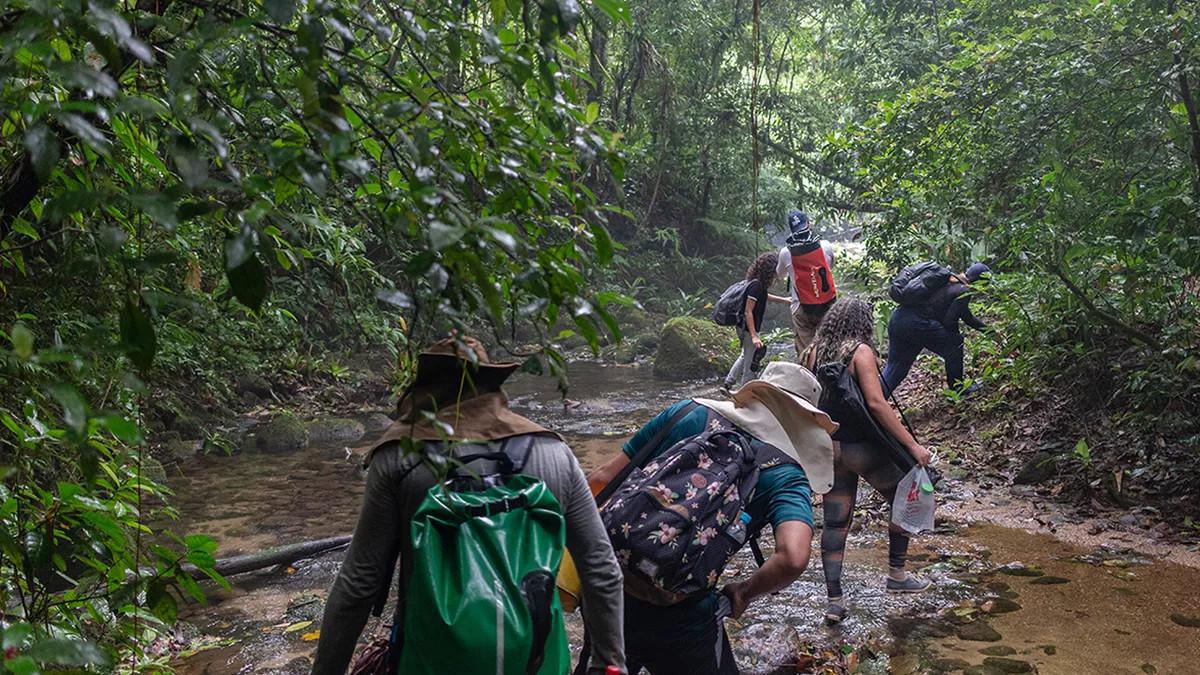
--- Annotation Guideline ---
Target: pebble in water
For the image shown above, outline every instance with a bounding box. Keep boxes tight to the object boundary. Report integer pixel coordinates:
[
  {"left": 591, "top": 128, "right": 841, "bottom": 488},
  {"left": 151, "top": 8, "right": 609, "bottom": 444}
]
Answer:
[
  {"left": 1029, "top": 575, "right": 1071, "bottom": 585},
  {"left": 980, "top": 645, "right": 1017, "bottom": 656},
  {"left": 1169, "top": 613, "right": 1200, "bottom": 628},
  {"left": 997, "top": 563, "right": 1044, "bottom": 578},
  {"left": 982, "top": 656, "right": 1035, "bottom": 673},
  {"left": 957, "top": 621, "right": 1003, "bottom": 642},
  {"left": 980, "top": 597, "right": 1022, "bottom": 614}
]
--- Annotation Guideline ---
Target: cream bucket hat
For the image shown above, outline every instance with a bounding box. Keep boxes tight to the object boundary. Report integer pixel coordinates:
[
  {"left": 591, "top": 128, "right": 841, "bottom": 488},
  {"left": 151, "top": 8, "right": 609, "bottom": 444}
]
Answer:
[{"left": 696, "top": 361, "right": 839, "bottom": 493}]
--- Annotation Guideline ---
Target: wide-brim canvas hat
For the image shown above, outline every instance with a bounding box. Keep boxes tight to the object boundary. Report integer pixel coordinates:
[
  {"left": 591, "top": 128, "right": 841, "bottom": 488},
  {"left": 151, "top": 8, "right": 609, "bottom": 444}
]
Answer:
[
  {"left": 368, "top": 336, "right": 551, "bottom": 458},
  {"left": 733, "top": 361, "right": 837, "bottom": 435},
  {"left": 696, "top": 361, "right": 839, "bottom": 493},
  {"left": 410, "top": 336, "right": 521, "bottom": 394}
]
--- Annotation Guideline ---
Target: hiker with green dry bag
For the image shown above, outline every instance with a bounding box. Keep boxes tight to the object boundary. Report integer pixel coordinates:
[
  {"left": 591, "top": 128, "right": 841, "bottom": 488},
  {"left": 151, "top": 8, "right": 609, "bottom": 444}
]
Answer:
[{"left": 312, "top": 337, "right": 625, "bottom": 675}]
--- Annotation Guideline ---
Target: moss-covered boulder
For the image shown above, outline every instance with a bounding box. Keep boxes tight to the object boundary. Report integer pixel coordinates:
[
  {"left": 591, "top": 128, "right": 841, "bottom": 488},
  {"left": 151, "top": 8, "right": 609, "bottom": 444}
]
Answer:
[
  {"left": 306, "top": 418, "right": 367, "bottom": 444},
  {"left": 256, "top": 412, "right": 309, "bottom": 453},
  {"left": 653, "top": 316, "right": 736, "bottom": 380}
]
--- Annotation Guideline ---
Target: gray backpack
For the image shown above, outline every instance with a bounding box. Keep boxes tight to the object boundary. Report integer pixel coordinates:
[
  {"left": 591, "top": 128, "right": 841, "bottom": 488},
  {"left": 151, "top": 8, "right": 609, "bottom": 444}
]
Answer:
[{"left": 711, "top": 280, "right": 750, "bottom": 326}]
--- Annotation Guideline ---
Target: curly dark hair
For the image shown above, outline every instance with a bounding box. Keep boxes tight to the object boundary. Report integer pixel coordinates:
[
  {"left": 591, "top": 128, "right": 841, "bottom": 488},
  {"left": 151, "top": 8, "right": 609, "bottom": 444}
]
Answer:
[
  {"left": 745, "top": 252, "right": 779, "bottom": 289},
  {"left": 810, "top": 294, "right": 878, "bottom": 366}
]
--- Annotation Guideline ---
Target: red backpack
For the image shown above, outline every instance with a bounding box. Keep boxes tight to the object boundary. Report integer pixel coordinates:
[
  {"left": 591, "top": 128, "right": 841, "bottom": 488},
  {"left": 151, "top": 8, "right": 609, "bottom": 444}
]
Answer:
[{"left": 789, "top": 240, "right": 836, "bottom": 305}]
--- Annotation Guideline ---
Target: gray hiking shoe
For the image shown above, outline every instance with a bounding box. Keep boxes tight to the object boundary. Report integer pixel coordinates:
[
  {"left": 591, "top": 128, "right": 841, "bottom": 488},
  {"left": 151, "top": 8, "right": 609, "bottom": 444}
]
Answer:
[
  {"left": 824, "top": 600, "right": 848, "bottom": 626},
  {"left": 886, "top": 573, "right": 932, "bottom": 594}
]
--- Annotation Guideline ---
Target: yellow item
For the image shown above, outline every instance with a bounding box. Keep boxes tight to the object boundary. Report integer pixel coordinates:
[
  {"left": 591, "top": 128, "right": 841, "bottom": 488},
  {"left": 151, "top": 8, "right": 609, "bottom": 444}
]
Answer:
[{"left": 557, "top": 548, "right": 582, "bottom": 612}]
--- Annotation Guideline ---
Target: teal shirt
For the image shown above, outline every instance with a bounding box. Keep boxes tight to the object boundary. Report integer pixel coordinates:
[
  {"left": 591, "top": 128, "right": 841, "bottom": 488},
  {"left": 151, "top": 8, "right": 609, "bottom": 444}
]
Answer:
[{"left": 622, "top": 399, "right": 815, "bottom": 533}]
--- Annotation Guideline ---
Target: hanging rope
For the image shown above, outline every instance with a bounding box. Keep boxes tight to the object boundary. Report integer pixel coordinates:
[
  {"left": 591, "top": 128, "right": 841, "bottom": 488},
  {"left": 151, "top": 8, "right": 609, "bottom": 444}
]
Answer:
[{"left": 750, "top": 0, "right": 762, "bottom": 249}]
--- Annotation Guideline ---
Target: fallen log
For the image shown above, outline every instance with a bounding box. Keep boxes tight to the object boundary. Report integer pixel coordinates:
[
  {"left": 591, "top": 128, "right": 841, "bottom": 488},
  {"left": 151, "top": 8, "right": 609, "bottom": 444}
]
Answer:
[{"left": 186, "top": 535, "right": 352, "bottom": 580}]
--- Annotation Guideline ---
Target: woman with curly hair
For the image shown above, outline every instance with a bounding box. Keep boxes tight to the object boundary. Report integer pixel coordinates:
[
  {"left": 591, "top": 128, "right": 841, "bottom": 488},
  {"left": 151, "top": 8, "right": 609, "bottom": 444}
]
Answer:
[
  {"left": 801, "top": 295, "right": 933, "bottom": 625},
  {"left": 723, "top": 252, "right": 790, "bottom": 390}
]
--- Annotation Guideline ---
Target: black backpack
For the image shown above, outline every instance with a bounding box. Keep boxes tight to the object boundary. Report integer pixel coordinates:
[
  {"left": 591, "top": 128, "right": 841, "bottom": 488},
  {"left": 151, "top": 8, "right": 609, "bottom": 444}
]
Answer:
[
  {"left": 889, "top": 262, "right": 952, "bottom": 307},
  {"left": 599, "top": 429, "right": 760, "bottom": 605},
  {"left": 813, "top": 358, "right": 941, "bottom": 486},
  {"left": 711, "top": 279, "right": 751, "bottom": 326}
]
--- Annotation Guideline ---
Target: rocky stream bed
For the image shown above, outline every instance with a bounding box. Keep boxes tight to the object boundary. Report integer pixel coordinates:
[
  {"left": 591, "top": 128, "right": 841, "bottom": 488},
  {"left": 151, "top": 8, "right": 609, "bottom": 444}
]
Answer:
[{"left": 158, "top": 361, "right": 1200, "bottom": 674}]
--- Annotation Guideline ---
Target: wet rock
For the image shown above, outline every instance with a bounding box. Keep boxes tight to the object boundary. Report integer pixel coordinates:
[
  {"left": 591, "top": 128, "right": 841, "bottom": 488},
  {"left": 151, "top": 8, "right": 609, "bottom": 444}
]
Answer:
[
  {"left": 361, "top": 412, "right": 394, "bottom": 432},
  {"left": 980, "top": 646, "right": 1017, "bottom": 656},
  {"left": 256, "top": 412, "right": 309, "bottom": 452},
  {"left": 142, "top": 457, "right": 168, "bottom": 484},
  {"left": 958, "top": 621, "right": 1003, "bottom": 642},
  {"left": 1013, "top": 452, "right": 1058, "bottom": 485},
  {"left": 169, "top": 413, "right": 204, "bottom": 438},
  {"left": 1029, "top": 576, "right": 1070, "bottom": 585},
  {"left": 285, "top": 593, "right": 324, "bottom": 622},
  {"left": 1169, "top": 613, "right": 1200, "bottom": 628},
  {"left": 980, "top": 598, "right": 1022, "bottom": 614},
  {"left": 306, "top": 418, "right": 366, "bottom": 444},
  {"left": 163, "top": 438, "right": 199, "bottom": 463},
  {"left": 653, "top": 316, "right": 736, "bottom": 380},
  {"left": 932, "top": 658, "right": 972, "bottom": 673},
  {"left": 998, "top": 563, "right": 1043, "bottom": 578},
  {"left": 236, "top": 373, "right": 273, "bottom": 398},
  {"left": 982, "top": 657, "right": 1034, "bottom": 673},
  {"left": 985, "top": 581, "right": 1019, "bottom": 599}
]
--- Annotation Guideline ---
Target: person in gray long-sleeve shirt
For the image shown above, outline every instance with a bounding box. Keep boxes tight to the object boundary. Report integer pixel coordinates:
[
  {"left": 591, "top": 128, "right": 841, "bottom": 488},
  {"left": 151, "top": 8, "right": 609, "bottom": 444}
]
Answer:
[{"left": 311, "top": 337, "right": 625, "bottom": 674}]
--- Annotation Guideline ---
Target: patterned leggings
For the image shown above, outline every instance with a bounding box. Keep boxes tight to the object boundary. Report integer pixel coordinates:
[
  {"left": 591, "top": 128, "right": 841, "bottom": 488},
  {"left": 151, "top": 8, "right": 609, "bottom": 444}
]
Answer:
[{"left": 820, "top": 440, "right": 910, "bottom": 599}]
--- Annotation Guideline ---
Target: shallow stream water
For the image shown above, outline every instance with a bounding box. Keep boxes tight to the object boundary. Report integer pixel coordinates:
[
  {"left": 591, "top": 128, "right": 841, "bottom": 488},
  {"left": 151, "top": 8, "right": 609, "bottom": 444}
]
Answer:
[{"left": 167, "top": 361, "right": 1200, "bottom": 674}]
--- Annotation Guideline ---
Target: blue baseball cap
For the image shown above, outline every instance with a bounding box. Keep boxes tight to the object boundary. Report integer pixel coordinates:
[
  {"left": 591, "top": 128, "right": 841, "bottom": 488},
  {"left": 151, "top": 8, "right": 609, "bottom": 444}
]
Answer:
[
  {"left": 966, "top": 262, "right": 991, "bottom": 282},
  {"left": 787, "top": 211, "right": 811, "bottom": 235}
]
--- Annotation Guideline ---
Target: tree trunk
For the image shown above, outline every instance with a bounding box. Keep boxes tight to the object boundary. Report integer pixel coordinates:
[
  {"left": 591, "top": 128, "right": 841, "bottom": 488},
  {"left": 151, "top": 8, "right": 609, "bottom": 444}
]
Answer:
[
  {"left": 1169, "top": 0, "right": 1200, "bottom": 200},
  {"left": 185, "top": 535, "right": 352, "bottom": 580}
]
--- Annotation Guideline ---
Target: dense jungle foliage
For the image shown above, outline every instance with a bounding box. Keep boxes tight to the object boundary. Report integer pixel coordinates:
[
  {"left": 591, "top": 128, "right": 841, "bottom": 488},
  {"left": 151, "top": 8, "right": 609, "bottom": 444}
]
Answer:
[{"left": 1, "top": 0, "right": 1198, "bottom": 668}]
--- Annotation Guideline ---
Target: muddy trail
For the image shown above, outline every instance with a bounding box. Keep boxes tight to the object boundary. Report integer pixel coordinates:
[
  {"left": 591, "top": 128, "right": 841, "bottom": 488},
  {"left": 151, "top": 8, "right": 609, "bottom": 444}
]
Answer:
[{"left": 163, "top": 361, "right": 1200, "bottom": 674}]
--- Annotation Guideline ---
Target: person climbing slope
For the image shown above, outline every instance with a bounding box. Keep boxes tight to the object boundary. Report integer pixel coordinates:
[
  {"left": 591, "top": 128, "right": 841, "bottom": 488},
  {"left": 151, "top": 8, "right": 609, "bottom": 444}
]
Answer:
[
  {"left": 586, "top": 362, "right": 838, "bottom": 674},
  {"left": 882, "top": 262, "right": 991, "bottom": 397},
  {"left": 721, "top": 252, "right": 790, "bottom": 391},
  {"left": 312, "top": 337, "right": 625, "bottom": 675},
  {"left": 801, "top": 296, "right": 933, "bottom": 626},
  {"left": 776, "top": 210, "right": 838, "bottom": 357}
]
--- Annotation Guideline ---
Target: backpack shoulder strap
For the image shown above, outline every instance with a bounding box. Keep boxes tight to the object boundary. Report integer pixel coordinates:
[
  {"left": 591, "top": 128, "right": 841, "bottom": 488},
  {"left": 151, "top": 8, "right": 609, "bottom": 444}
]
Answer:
[
  {"left": 501, "top": 434, "right": 538, "bottom": 473},
  {"left": 595, "top": 401, "right": 699, "bottom": 505}
]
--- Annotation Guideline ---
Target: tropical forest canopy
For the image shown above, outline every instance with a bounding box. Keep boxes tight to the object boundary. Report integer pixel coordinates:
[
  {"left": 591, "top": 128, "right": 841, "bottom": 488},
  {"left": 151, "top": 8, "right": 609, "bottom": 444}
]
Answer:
[{"left": 1, "top": 0, "right": 1198, "bottom": 669}]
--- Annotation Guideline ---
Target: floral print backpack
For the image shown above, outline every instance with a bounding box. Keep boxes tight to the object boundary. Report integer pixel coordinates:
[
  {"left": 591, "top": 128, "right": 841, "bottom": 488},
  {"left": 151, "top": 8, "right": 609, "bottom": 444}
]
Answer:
[{"left": 599, "top": 428, "right": 761, "bottom": 606}]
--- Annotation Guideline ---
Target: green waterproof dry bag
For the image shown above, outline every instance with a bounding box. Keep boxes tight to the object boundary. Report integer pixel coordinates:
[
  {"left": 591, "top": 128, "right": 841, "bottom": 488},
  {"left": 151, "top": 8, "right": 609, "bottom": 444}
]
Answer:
[{"left": 399, "top": 446, "right": 568, "bottom": 675}]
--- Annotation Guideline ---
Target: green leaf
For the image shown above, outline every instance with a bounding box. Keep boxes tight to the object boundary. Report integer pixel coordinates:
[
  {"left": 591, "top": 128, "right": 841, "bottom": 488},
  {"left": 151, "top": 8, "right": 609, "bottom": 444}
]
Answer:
[
  {"left": 429, "top": 221, "right": 466, "bottom": 251},
  {"left": 171, "top": 140, "right": 208, "bottom": 188},
  {"left": 4, "top": 656, "right": 38, "bottom": 675},
  {"left": 58, "top": 113, "right": 110, "bottom": 156},
  {"left": 10, "top": 321, "right": 34, "bottom": 360},
  {"left": 2, "top": 622, "right": 32, "bottom": 649},
  {"left": 520, "top": 355, "right": 543, "bottom": 375},
  {"left": 27, "top": 638, "right": 109, "bottom": 667},
  {"left": 119, "top": 300, "right": 157, "bottom": 370},
  {"left": 592, "top": 0, "right": 630, "bottom": 22},
  {"left": 48, "top": 383, "right": 88, "bottom": 437},
  {"left": 362, "top": 137, "right": 382, "bottom": 162},
  {"left": 585, "top": 101, "right": 599, "bottom": 124},
  {"left": 97, "top": 415, "right": 142, "bottom": 444},
  {"left": 146, "top": 580, "right": 179, "bottom": 624},
  {"left": 54, "top": 62, "right": 119, "bottom": 97},
  {"left": 24, "top": 124, "right": 61, "bottom": 181},
  {"left": 264, "top": 0, "right": 296, "bottom": 23},
  {"left": 226, "top": 255, "right": 269, "bottom": 311}
]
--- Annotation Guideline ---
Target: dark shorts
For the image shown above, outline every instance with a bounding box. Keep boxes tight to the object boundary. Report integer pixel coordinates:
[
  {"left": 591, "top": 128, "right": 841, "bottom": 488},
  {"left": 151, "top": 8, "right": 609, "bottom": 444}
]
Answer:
[{"left": 624, "top": 593, "right": 736, "bottom": 675}]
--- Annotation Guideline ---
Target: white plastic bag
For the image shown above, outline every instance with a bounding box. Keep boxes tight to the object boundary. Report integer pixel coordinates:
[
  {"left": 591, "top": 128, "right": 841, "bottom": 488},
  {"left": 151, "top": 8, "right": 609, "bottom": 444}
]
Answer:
[{"left": 892, "top": 466, "right": 936, "bottom": 534}]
